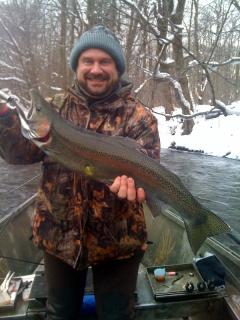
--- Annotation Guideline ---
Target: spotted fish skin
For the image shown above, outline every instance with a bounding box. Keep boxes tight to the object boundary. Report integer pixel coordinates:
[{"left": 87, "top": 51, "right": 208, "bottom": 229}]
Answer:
[{"left": 24, "top": 89, "right": 230, "bottom": 255}]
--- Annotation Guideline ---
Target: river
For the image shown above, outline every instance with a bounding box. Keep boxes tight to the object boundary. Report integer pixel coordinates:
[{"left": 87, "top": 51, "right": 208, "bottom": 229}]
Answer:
[{"left": 0, "top": 149, "right": 240, "bottom": 247}]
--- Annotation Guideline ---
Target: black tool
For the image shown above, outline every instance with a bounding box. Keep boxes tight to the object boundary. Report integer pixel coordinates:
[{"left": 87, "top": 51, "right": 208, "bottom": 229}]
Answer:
[
  {"left": 171, "top": 274, "right": 183, "bottom": 285},
  {"left": 207, "top": 280, "right": 215, "bottom": 291},
  {"left": 197, "top": 281, "right": 206, "bottom": 292},
  {"left": 185, "top": 282, "right": 194, "bottom": 293}
]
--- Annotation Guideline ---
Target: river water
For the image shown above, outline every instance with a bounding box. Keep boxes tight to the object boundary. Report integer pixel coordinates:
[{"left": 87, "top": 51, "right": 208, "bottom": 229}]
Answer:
[
  {"left": 0, "top": 149, "right": 240, "bottom": 246},
  {"left": 0, "top": 160, "right": 40, "bottom": 217},
  {"left": 161, "top": 149, "right": 240, "bottom": 234},
  {"left": 161, "top": 149, "right": 240, "bottom": 253}
]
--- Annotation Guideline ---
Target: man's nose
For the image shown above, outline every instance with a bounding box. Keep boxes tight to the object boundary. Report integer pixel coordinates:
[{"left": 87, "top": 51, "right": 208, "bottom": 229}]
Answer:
[{"left": 90, "top": 62, "right": 103, "bottom": 73}]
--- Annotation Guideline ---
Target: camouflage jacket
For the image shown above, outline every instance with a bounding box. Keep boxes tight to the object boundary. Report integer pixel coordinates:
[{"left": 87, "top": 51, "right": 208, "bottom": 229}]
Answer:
[{"left": 0, "top": 81, "right": 160, "bottom": 269}]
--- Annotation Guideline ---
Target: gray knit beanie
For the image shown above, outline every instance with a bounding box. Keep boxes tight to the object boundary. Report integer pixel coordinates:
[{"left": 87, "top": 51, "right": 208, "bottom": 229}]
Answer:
[{"left": 69, "top": 26, "right": 126, "bottom": 75}]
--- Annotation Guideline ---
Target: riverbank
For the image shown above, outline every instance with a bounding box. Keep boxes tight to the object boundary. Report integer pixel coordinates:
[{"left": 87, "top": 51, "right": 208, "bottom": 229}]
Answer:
[{"left": 154, "top": 101, "right": 240, "bottom": 160}]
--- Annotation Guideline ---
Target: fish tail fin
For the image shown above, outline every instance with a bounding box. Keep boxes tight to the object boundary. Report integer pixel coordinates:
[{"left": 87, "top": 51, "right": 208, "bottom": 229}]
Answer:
[{"left": 185, "top": 208, "right": 231, "bottom": 255}]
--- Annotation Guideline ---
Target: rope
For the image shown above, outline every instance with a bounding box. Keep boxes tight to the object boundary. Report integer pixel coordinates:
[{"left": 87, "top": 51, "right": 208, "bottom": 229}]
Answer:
[
  {"left": 0, "top": 255, "right": 44, "bottom": 265},
  {"left": 0, "top": 173, "right": 40, "bottom": 195}
]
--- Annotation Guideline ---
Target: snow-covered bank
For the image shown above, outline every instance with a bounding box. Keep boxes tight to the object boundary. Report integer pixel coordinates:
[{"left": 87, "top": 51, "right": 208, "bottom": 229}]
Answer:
[{"left": 154, "top": 101, "right": 240, "bottom": 160}]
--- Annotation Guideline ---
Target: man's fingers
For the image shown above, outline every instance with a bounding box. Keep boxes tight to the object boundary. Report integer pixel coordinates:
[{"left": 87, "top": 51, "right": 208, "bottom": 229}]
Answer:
[
  {"left": 127, "top": 177, "right": 136, "bottom": 201},
  {"left": 109, "top": 175, "right": 145, "bottom": 203},
  {"left": 109, "top": 176, "right": 121, "bottom": 193},
  {"left": 117, "top": 175, "right": 128, "bottom": 199},
  {"left": 137, "top": 188, "right": 146, "bottom": 203}
]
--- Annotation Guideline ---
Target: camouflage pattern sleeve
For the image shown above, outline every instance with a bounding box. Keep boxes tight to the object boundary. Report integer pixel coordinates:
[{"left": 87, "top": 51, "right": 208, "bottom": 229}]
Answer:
[
  {"left": 127, "top": 101, "right": 160, "bottom": 161},
  {"left": 0, "top": 110, "right": 44, "bottom": 164}
]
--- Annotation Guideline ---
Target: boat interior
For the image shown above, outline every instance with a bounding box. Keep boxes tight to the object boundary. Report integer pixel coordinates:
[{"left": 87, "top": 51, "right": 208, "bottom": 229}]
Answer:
[{"left": 0, "top": 195, "right": 239, "bottom": 319}]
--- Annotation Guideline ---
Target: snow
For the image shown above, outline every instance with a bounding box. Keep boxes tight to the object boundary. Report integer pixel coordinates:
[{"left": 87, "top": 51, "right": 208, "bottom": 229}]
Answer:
[
  {"left": 188, "top": 57, "right": 240, "bottom": 69},
  {"left": 188, "top": 60, "right": 199, "bottom": 67},
  {"left": 166, "top": 34, "right": 175, "bottom": 42},
  {"left": 155, "top": 71, "right": 191, "bottom": 110},
  {"left": 50, "top": 86, "right": 62, "bottom": 91},
  {"left": 18, "top": 26, "right": 25, "bottom": 32},
  {"left": 134, "top": 78, "right": 149, "bottom": 94},
  {"left": 209, "top": 57, "right": 240, "bottom": 67},
  {"left": 0, "top": 60, "right": 21, "bottom": 71},
  {"left": 162, "top": 57, "right": 175, "bottom": 64},
  {"left": 0, "top": 76, "right": 26, "bottom": 84},
  {"left": 153, "top": 101, "right": 240, "bottom": 160}
]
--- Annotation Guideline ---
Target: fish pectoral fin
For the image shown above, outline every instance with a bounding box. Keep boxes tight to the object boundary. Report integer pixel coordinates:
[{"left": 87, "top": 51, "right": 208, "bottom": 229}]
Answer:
[{"left": 184, "top": 208, "right": 231, "bottom": 255}]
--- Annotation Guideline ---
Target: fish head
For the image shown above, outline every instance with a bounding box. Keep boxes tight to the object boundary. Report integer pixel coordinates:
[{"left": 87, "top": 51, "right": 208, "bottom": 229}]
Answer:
[{"left": 19, "top": 89, "right": 53, "bottom": 147}]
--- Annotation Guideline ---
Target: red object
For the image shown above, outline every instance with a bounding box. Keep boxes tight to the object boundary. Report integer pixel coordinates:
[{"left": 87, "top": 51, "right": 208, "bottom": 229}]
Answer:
[
  {"left": 155, "top": 276, "right": 165, "bottom": 282},
  {"left": 167, "top": 271, "right": 177, "bottom": 276},
  {"left": 0, "top": 103, "right": 9, "bottom": 116},
  {"left": 35, "top": 132, "right": 50, "bottom": 143}
]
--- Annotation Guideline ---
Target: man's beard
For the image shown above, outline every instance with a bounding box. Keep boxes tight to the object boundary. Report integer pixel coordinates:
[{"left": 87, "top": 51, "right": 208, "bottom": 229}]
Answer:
[
  {"left": 85, "top": 73, "right": 109, "bottom": 81},
  {"left": 78, "top": 73, "right": 118, "bottom": 98}
]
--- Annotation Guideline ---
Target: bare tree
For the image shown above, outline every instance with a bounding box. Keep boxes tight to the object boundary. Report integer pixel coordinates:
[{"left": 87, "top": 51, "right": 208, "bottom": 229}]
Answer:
[
  {"left": 0, "top": 0, "right": 239, "bottom": 134},
  {"left": 59, "top": 0, "right": 67, "bottom": 89}
]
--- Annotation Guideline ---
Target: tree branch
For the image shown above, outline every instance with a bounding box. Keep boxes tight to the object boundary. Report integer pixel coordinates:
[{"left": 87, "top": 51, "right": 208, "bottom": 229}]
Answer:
[
  {"left": 207, "top": 0, "right": 234, "bottom": 64},
  {"left": 151, "top": 108, "right": 221, "bottom": 120},
  {"left": 120, "top": 0, "right": 217, "bottom": 106},
  {"left": 232, "top": 0, "right": 240, "bottom": 12},
  {"left": 0, "top": 19, "right": 27, "bottom": 58}
]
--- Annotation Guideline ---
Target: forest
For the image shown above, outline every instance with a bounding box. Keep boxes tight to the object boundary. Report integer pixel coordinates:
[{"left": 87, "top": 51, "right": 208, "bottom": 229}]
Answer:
[{"left": 0, "top": 0, "right": 239, "bottom": 134}]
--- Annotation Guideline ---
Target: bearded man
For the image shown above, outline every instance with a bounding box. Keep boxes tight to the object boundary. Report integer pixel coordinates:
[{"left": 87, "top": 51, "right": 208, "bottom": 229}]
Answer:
[{"left": 0, "top": 26, "right": 160, "bottom": 320}]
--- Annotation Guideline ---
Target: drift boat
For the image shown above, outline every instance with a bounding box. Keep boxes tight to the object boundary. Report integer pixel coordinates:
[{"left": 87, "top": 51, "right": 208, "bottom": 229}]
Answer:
[{"left": 0, "top": 194, "right": 239, "bottom": 320}]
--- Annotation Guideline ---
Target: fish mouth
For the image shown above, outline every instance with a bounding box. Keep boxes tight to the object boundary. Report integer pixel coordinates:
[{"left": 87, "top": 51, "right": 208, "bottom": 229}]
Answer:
[
  {"left": 20, "top": 116, "right": 51, "bottom": 142},
  {"left": 32, "top": 131, "right": 52, "bottom": 149},
  {"left": 34, "top": 132, "right": 51, "bottom": 143}
]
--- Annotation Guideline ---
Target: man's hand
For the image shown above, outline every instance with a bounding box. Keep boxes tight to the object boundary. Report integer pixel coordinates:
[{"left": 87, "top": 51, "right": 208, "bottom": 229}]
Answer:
[{"left": 109, "top": 175, "right": 145, "bottom": 203}]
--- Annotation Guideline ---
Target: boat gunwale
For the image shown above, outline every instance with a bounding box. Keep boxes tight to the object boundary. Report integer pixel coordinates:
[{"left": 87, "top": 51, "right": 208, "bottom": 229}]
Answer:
[
  {"left": 162, "top": 208, "right": 240, "bottom": 264},
  {"left": 0, "top": 194, "right": 36, "bottom": 228}
]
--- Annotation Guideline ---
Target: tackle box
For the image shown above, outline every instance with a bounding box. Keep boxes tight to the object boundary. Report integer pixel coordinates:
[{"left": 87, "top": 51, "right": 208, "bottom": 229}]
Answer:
[{"left": 146, "top": 263, "right": 224, "bottom": 301}]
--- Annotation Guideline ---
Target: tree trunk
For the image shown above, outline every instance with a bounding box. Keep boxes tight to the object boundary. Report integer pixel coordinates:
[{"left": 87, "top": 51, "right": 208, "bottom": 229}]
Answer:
[
  {"left": 59, "top": 0, "right": 67, "bottom": 89},
  {"left": 170, "top": 0, "right": 194, "bottom": 133},
  {"left": 68, "top": 0, "right": 77, "bottom": 85}
]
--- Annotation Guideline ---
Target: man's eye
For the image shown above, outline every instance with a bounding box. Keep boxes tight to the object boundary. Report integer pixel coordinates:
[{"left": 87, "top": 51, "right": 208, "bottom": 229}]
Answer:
[
  {"left": 101, "top": 60, "right": 110, "bottom": 65},
  {"left": 83, "top": 60, "right": 92, "bottom": 65}
]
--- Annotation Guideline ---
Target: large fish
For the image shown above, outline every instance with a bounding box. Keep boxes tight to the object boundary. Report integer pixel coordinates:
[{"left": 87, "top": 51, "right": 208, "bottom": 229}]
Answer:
[{"left": 17, "top": 89, "right": 231, "bottom": 254}]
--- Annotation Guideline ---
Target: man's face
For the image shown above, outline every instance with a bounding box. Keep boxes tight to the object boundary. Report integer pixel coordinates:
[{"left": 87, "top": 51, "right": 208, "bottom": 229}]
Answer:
[{"left": 76, "top": 49, "right": 119, "bottom": 96}]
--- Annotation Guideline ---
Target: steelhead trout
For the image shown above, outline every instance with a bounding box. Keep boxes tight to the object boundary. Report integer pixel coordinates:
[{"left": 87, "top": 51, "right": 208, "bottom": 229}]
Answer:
[{"left": 19, "top": 89, "right": 230, "bottom": 254}]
